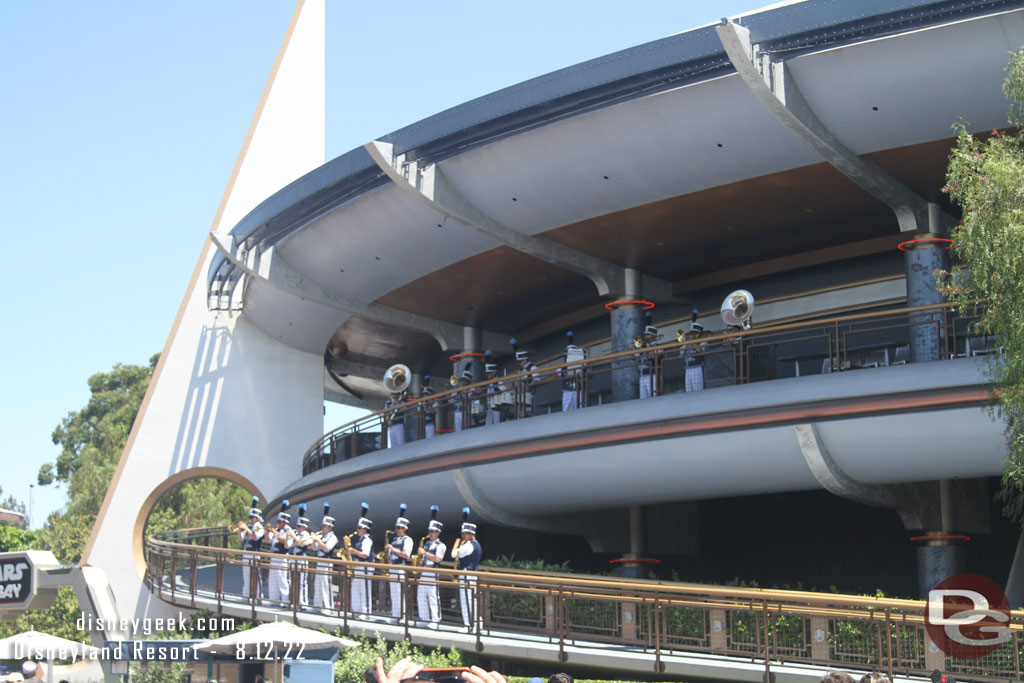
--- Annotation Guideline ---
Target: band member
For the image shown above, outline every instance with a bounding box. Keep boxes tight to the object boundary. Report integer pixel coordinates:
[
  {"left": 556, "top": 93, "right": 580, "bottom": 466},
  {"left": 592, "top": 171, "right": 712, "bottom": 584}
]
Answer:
[
  {"left": 417, "top": 508, "right": 445, "bottom": 628},
  {"left": 484, "top": 353, "right": 506, "bottom": 425},
  {"left": 288, "top": 505, "right": 311, "bottom": 606},
  {"left": 510, "top": 338, "right": 538, "bottom": 417},
  {"left": 638, "top": 313, "right": 659, "bottom": 399},
  {"left": 452, "top": 363, "right": 473, "bottom": 432},
  {"left": 451, "top": 507, "right": 482, "bottom": 630},
  {"left": 310, "top": 503, "right": 338, "bottom": 611},
  {"left": 561, "top": 331, "right": 584, "bottom": 411},
  {"left": 238, "top": 497, "right": 265, "bottom": 601},
  {"left": 347, "top": 506, "right": 374, "bottom": 616},
  {"left": 681, "top": 309, "right": 708, "bottom": 392},
  {"left": 421, "top": 375, "right": 437, "bottom": 439},
  {"left": 386, "top": 505, "right": 414, "bottom": 621},
  {"left": 384, "top": 390, "right": 407, "bottom": 447},
  {"left": 267, "top": 502, "right": 294, "bottom": 604}
]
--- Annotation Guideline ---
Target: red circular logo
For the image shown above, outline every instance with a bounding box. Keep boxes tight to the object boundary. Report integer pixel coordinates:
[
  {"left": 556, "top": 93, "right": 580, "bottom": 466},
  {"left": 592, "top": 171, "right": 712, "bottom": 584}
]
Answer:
[{"left": 925, "top": 573, "right": 1011, "bottom": 659}]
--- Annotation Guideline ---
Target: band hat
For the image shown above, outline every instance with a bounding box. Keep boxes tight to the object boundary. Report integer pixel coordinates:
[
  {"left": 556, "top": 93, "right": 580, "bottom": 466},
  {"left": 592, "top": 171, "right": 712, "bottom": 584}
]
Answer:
[
  {"left": 644, "top": 324, "right": 658, "bottom": 336},
  {"left": 428, "top": 520, "right": 443, "bottom": 532},
  {"left": 515, "top": 350, "right": 529, "bottom": 362},
  {"left": 357, "top": 516, "right": 372, "bottom": 529},
  {"left": 460, "top": 367, "right": 473, "bottom": 381},
  {"left": 689, "top": 321, "right": 704, "bottom": 333},
  {"left": 277, "top": 512, "right": 291, "bottom": 522},
  {"left": 461, "top": 522, "right": 477, "bottom": 534},
  {"left": 395, "top": 516, "right": 410, "bottom": 529},
  {"left": 485, "top": 363, "right": 497, "bottom": 373},
  {"left": 249, "top": 508, "right": 263, "bottom": 520},
  {"left": 297, "top": 517, "right": 309, "bottom": 527},
  {"left": 322, "top": 516, "right": 335, "bottom": 526}
]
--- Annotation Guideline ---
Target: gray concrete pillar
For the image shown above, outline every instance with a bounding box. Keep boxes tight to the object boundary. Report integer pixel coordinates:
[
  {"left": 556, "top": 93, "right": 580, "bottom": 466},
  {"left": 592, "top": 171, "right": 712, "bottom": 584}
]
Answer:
[
  {"left": 616, "top": 505, "right": 647, "bottom": 579},
  {"left": 611, "top": 304, "right": 644, "bottom": 403},
  {"left": 917, "top": 536, "right": 966, "bottom": 599},
  {"left": 904, "top": 241, "right": 949, "bottom": 362},
  {"left": 460, "top": 327, "right": 485, "bottom": 382}
]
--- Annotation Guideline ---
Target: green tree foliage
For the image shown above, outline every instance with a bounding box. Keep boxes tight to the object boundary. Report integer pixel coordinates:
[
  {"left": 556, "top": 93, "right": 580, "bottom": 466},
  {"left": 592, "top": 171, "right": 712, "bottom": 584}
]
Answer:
[
  {"left": 0, "top": 486, "right": 28, "bottom": 529},
  {"left": 941, "top": 48, "right": 1024, "bottom": 520},
  {"left": 0, "top": 586, "right": 85, "bottom": 642},
  {"left": 333, "top": 633, "right": 469, "bottom": 683},
  {"left": 0, "top": 525, "right": 39, "bottom": 551},
  {"left": 145, "top": 478, "right": 252, "bottom": 540}
]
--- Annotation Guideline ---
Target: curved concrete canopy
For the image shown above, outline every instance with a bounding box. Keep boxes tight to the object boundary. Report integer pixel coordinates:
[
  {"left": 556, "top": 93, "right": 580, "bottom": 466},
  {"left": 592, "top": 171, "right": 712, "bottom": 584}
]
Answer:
[{"left": 216, "top": 1, "right": 1024, "bottom": 373}]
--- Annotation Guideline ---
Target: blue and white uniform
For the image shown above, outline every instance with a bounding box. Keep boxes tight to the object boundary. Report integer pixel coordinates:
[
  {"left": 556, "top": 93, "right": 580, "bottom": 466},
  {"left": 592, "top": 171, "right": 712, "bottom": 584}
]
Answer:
[
  {"left": 289, "top": 521, "right": 311, "bottom": 606},
  {"left": 267, "top": 518, "right": 293, "bottom": 604},
  {"left": 311, "top": 525, "right": 338, "bottom": 610},
  {"left": 421, "top": 383, "right": 437, "bottom": 438},
  {"left": 453, "top": 531, "right": 483, "bottom": 628},
  {"left": 349, "top": 530, "right": 374, "bottom": 615},
  {"left": 239, "top": 515, "right": 265, "bottom": 601},
  {"left": 417, "top": 531, "right": 446, "bottom": 627},
  {"left": 683, "top": 339, "right": 708, "bottom": 391},
  {"left": 385, "top": 393, "right": 407, "bottom": 447},
  {"left": 387, "top": 528, "right": 414, "bottom": 619}
]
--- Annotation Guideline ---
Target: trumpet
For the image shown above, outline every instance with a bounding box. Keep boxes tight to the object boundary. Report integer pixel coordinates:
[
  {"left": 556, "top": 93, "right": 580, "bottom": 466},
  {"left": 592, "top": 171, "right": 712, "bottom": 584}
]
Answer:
[
  {"left": 450, "top": 374, "right": 459, "bottom": 386},
  {"left": 300, "top": 531, "right": 323, "bottom": 547},
  {"left": 676, "top": 329, "right": 686, "bottom": 342},
  {"left": 229, "top": 520, "right": 247, "bottom": 532},
  {"left": 633, "top": 335, "right": 644, "bottom": 349}
]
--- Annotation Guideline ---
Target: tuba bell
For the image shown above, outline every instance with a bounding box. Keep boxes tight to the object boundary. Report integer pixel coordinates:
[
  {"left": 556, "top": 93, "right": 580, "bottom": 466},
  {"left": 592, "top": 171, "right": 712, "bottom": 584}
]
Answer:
[
  {"left": 383, "top": 364, "right": 412, "bottom": 393},
  {"left": 450, "top": 374, "right": 459, "bottom": 386},
  {"left": 721, "top": 290, "right": 755, "bottom": 328}
]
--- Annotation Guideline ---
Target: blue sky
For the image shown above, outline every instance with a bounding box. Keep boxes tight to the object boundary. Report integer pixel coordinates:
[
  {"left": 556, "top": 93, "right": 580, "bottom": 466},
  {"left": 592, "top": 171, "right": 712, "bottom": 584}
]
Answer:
[{"left": 1, "top": 1, "right": 771, "bottom": 527}]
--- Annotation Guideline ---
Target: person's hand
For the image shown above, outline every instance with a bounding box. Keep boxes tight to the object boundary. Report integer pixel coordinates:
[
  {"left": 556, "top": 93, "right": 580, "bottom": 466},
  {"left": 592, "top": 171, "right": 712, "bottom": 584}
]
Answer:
[
  {"left": 461, "top": 665, "right": 507, "bottom": 683},
  {"left": 376, "top": 656, "right": 423, "bottom": 683}
]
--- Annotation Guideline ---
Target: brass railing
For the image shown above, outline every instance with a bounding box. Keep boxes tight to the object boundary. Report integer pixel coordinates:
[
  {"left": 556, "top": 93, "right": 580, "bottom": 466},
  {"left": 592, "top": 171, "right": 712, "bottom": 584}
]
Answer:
[
  {"left": 147, "top": 528, "right": 1021, "bottom": 681},
  {"left": 305, "top": 303, "right": 991, "bottom": 475}
]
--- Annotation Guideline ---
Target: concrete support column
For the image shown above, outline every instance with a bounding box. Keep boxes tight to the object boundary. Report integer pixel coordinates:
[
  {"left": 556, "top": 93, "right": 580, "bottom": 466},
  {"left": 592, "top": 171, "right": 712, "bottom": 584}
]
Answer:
[
  {"left": 611, "top": 304, "right": 643, "bottom": 403},
  {"left": 616, "top": 505, "right": 647, "bottom": 579},
  {"left": 916, "top": 534, "right": 966, "bottom": 599},
  {"left": 457, "top": 326, "right": 485, "bottom": 382},
  {"left": 904, "top": 238, "right": 949, "bottom": 363}
]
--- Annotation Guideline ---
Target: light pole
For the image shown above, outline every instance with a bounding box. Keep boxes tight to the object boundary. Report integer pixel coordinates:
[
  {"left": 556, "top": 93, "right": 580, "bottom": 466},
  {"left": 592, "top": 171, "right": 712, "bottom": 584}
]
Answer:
[{"left": 29, "top": 483, "right": 34, "bottom": 529}]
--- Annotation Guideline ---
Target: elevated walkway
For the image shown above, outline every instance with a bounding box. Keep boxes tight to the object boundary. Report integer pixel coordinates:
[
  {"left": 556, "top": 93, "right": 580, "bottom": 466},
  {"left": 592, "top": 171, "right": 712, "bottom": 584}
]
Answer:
[{"left": 148, "top": 530, "right": 1022, "bottom": 683}]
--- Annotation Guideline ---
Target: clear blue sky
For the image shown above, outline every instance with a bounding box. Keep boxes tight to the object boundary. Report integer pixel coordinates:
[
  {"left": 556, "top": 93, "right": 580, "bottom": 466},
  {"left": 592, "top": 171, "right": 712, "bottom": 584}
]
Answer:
[{"left": 1, "top": 1, "right": 771, "bottom": 527}]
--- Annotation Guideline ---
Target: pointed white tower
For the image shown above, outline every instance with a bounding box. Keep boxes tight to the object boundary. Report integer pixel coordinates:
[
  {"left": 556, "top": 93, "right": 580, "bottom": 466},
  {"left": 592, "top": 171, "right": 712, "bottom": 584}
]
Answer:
[{"left": 82, "top": 0, "right": 325, "bottom": 623}]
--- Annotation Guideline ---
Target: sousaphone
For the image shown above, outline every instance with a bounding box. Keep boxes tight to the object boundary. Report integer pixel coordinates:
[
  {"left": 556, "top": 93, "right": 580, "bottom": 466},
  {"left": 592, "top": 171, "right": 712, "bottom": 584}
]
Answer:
[
  {"left": 383, "top": 364, "right": 412, "bottom": 393},
  {"left": 721, "top": 290, "right": 755, "bottom": 328}
]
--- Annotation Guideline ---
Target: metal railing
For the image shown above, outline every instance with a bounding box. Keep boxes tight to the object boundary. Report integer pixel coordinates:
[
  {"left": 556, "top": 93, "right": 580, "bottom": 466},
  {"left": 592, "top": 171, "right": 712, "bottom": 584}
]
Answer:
[
  {"left": 147, "top": 528, "right": 1022, "bottom": 681},
  {"left": 305, "top": 303, "right": 989, "bottom": 475}
]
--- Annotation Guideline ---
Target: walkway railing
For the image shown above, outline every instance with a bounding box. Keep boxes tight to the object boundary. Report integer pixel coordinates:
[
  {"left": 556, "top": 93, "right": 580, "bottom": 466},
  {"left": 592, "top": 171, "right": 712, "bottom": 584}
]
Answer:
[
  {"left": 147, "top": 528, "right": 1021, "bottom": 681},
  {"left": 305, "top": 303, "right": 990, "bottom": 475}
]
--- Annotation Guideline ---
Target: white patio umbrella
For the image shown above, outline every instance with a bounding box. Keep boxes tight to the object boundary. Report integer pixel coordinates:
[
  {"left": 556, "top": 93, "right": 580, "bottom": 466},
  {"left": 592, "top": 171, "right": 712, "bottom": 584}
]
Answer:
[
  {"left": 194, "top": 620, "right": 359, "bottom": 682},
  {"left": 0, "top": 629, "right": 99, "bottom": 683}
]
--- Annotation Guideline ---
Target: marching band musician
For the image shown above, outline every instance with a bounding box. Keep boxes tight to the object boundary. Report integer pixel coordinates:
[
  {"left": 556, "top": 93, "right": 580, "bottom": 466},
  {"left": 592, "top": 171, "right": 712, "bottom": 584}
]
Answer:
[
  {"left": 416, "top": 511, "right": 445, "bottom": 629},
  {"left": 310, "top": 504, "right": 338, "bottom": 611},
  {"left": 484, "top": 352, "right": 506, "bottom": 425},
  {"left": 267, "top": 503, "right": 294, "bottom": 604},
  {"left": 451, "top": 508, "right": 483, "bottom": 631},
  {"left": 681, "top": 309, "right": 709, "bottom": 392},
  {"left": 347, "top": 509, "right": 374, "bottom": 616},
  {"left": 452, "top": 363, "right": 473, "bottom": 432},
  {"left": 384, "top": 389, "right": 408, "bottom": 447},
  {"left": 238, "top": 497, "right": 265, "bottom": 601},
  {"left": 561, "top": 331, "right": 584, "bottom": 412},
  {"left": 510, "top": 338, "right": 538, "bottom": 417},
  {"left": 386, "top": 506, "right": 414, "bottom": 621},
  {"left": 421, "top": 375, "right": 437, "bottom": 439},
  {"left": 638, "top": 312, "right": 659, "bottom": 399},
  {"left": 287, "top": 506, "right": 311, "bottom": 606}
]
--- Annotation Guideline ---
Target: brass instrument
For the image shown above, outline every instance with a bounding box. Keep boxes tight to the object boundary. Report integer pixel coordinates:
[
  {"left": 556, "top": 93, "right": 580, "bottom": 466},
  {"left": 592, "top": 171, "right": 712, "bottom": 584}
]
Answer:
[
  {"left": 676, "top": 329, "right": 686, "bottom": 342},
  {"left": 338, "top": 502, "right": 369, "bottom": 559},
  {"left": 632, "top": 335, "right": 644, "bottom": 349},
  {"left": 383, "top": 364, "right": 412, "bottom": 393},
  {"left": 376, "top": 529, "right": 393, "bottom": 563},
  {"left": 454, "top": 506, "right": 470, "bottom": 570},
  {"left": 413, "top": 504, "right": 439, "bottom": 567},
  {"left": 449, "top": 374, "right": 459, "bottom": 386},
  {"left": 721, "top": 289, "right": 755, "bottom": 327},
  {"left": 229, "top": 520, "right": 247, "bottom": 532},
  {"left": 300, "top": 531, "right": 322, "bottom": 548}
]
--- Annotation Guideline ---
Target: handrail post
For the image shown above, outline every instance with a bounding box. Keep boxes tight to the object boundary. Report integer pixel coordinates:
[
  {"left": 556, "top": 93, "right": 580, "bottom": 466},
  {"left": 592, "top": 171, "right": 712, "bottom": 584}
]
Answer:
[
  {"left": 189, "top": 550, "right": 197, "bottom": 608},
  {"left": 762, "top": 600, "right": 771, "bottom": 680},
  {"left": 653, "top": 595, "right": 663, "bottom": 673},
  {"left": 557, "top": 583, "right": 567, "bottom": 663}
]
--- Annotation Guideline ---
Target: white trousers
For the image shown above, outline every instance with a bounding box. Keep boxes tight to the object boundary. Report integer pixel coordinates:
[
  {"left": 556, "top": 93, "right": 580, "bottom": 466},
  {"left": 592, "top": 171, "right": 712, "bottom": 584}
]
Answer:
[
  {"left": 389, "top": 568, "right": 406, "bottom": 618},
  {"left": 312, "top": 562, "right": 333, "bottom": 609},
  {"left": 685, "top": 365, "right": 705, "bottom": 391},
  {"left": 351, "top": 565, "right": 372, "bottom": 614},
  {"left": 561, "top": 390, "right": 578, "bottom": 412},
  {"left": 639, "top": 372, "right": 654, "bottom": 399},
  {"left": 458, "top": 574, "right": 478, "bottom": 627},
  {"left": 388, "top": 422, "right": 405, "bottom": 447},
  {"left": 485, "top": 409, "right": 502, "bottom": 425},
  {"left": 241, "top": 553, "right": 262, "bottom": 601},
  {"left": 424, "top": 422, "right": 436, "bottom": 439},
  {"left": 454, "top": 408, "right": 464, "bottom": 432},
  {"left": 417, "top": 571, "right": 441, "bottom": 623},
  {"left": 268, "top": 555, "right": 290, "bottom": 603}
]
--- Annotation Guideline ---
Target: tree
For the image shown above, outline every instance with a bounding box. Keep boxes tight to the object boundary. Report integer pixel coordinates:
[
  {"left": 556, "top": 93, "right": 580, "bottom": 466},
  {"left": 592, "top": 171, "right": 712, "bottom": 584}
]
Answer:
[
  {"left": 941, "top": 48, "right": 1024, "bottom": 520},
  {"left": 0, "top": 486, "right": 28, "bottom": 529}
]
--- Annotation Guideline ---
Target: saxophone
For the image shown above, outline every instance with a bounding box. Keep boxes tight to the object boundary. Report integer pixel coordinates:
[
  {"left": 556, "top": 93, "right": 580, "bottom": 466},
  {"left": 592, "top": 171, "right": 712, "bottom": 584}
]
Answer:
[
  {"left": 376, "top": 530, "right": 393, "bottom": 563},
  {"left": 412, "top": 505, "right": 438, "bottom": 567}
]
